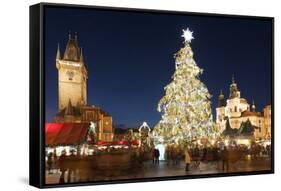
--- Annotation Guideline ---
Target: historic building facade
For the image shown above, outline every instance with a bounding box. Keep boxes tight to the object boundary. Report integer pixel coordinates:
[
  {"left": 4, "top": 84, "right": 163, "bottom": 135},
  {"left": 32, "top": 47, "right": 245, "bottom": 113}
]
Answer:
[
  {"left": 216, "top": 76, "right": 271, "bottom": 140},
  {"left": 54, "top": 33, "right": 113, "bottom": 141}
]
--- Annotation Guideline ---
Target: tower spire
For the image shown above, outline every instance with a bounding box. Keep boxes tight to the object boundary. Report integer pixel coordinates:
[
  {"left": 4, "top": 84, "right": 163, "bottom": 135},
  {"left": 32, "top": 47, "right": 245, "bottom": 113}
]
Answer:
[
  {"left": 56, "top": 43, "right": 61, "bottom": 60},
  {"left": 218, "top": 89, "right": 226, "bottom": 107},
  {"left": 65, "top": 99, "right": 74, "bottom": 115},
  {"left": 68, "top": 30, "right": 71, "bottom": 40},
  {"left": 232, "top": 74, "right": 235, "bottom": 84},
  {"left": 252, "top": 99, "right": 256, "bottom": 112},
  {"left": 75, "top": 32, "right": 78, "bottom": 41},
  {"left": 80, "top": 47, "right": 84, "bottom": 62},
  {"left": 229, "top": 74, "right": 240, "bottom": 98}
]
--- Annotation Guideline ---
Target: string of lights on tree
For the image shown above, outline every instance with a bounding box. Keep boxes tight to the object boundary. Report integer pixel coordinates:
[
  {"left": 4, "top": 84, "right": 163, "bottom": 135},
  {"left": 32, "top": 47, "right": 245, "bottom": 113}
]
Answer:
[{"left": 153, "top": 28, "right": 219, "bottom": 145}]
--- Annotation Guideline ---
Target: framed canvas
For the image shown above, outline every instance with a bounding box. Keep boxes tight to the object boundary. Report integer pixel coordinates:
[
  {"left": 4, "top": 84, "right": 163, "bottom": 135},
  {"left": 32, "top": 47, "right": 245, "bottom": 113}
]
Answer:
[{"left": 29, "top": 2, "right": 274, "bottom": 188}]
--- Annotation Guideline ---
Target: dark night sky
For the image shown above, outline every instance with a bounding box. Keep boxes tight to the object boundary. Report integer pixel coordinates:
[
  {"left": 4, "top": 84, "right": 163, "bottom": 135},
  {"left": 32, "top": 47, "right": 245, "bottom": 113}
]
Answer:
[{"left": 44, "top": 6, "right": 272, "bottom": 128}]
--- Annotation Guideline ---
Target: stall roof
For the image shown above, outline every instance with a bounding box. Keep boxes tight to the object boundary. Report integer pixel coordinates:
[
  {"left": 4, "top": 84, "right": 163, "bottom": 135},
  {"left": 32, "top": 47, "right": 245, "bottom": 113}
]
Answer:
[{"left": 45, "top": 123, "right": 89, "bottom": 146}]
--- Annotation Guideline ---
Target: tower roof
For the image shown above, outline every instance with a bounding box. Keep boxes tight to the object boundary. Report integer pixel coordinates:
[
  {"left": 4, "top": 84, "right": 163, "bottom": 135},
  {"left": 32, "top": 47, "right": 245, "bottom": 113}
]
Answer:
[
  {"left": 63, "top": 32, "right": 82, "bottom": 62},
  {"left": 218, "top": 89, "right": 226, "bottom": 107},
  {"left": 229, "top": 74, "right": 240, "bottom": 98}
]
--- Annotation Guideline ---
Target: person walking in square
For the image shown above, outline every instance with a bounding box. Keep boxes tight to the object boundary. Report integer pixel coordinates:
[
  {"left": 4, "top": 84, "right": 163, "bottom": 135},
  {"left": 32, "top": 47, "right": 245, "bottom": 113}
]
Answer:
[
  {"left": 155, "top": 148, "right": 160, "bottom": 165},
  {"left": 47, "top": 152, "right": 53, "bottom": 174},
  {"left": 185, "top": 146, "right": 191, "bottom": 171},
  {"left": 152, "top": 148, "right": 156, "bottom": 165},
  {"left": 59, "top": 150, "right": 67, "bottom": 184}
]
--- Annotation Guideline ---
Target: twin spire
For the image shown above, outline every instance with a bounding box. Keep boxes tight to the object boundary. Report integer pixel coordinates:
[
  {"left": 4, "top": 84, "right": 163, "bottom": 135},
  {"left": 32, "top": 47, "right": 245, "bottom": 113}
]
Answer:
[
  {"left": 68, "top": 30, "right": 78, "bottom": 41},
  {"left": 56, "top": 31, "right": 84, "bottom": 62}
]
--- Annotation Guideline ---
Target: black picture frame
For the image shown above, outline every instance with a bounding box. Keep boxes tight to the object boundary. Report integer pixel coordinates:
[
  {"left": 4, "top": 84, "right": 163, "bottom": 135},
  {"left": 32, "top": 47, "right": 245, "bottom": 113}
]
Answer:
[{"left": 29, "top": 2, "right": 274, "bottom": 188}]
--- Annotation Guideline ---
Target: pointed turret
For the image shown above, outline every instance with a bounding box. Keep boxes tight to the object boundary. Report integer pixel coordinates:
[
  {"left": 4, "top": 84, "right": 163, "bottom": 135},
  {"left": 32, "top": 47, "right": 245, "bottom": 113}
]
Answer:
[
  {"left": 56, "top": 43, "right": 61, "bottom": 60},
  {"left": 79, "top": 47, "right": 84, "bottom": 62},
  {"left": 75, "top": 32, "right": 78, "bottom": 41},
  {"left": 251, "top": 99, "right": 256, "bottom": 112},
  {"left": 218, "top": 89, "right": 226, "bottom": 107},
  {"left": 65, "top": 99, "right": 74, "bottom": 115},
  {"left": 68, "top": 30, "right": 71, "bottom": 40}
]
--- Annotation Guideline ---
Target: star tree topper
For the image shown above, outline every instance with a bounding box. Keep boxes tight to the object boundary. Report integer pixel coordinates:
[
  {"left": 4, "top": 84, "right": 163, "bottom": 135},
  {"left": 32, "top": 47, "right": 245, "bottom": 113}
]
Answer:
[{"left": 181, "top": 28, "right": 194, "bottom": 43}]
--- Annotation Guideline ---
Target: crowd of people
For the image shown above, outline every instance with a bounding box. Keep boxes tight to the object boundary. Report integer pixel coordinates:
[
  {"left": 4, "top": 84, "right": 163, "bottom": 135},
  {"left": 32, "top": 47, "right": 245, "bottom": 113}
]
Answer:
[
  {"left": 152, "top": 142, "right": 271, "bottom": 171},
  {"left": 46, "top": 142, "right": 271, "bottom": 182}
]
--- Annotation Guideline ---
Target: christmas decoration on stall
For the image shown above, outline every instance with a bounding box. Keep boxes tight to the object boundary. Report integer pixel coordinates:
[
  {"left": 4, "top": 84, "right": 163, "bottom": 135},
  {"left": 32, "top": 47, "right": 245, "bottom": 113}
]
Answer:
[
  {"left": 138, "top": 121, "right": 152, "bottom": 149},
  {"left": 153, "top": 28, "right": 218, "bottom": 145},
  {"left": 87, "top": 121, "right": 97, "bottom": 144},
  {"left": 125, "top": 129, "right": 137, "bottom": 147}
]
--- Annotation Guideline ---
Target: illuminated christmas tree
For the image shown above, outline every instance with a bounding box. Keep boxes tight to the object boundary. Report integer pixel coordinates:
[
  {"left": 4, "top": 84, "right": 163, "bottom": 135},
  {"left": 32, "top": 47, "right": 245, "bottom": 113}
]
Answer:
[{"left": 153, "top": 28, "right": 217, "bottom": 144}]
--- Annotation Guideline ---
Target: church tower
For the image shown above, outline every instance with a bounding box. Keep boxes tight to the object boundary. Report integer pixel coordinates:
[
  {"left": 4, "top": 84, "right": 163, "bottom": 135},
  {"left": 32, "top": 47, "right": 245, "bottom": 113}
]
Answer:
[
  {"left": 216, "top": 90, "right": 226, "bottom": 132},
  {"left": 229, "top": 75, "right": 240, "bottom": 99},
  {"left": 56, "top": 32, "right": 88, "bottom": 111}
]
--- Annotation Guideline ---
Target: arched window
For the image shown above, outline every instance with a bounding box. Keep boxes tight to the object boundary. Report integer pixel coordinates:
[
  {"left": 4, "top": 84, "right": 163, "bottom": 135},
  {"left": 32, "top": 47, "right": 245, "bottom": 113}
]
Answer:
[{"left": 235, "top": 106, "right": 237, "bottom": 112}]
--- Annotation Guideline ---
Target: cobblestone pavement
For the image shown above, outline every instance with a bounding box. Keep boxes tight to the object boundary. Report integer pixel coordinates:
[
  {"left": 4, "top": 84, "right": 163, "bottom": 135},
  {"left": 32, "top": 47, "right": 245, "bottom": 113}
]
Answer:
[{"left": 46, "top": 156, "right": 271, "bottom": 184}]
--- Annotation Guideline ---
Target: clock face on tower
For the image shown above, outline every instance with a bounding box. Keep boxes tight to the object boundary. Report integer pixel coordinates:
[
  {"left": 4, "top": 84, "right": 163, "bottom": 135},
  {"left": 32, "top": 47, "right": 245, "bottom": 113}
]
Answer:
[{"left": 66, "top": 70, "right": 74, "bottom": 80}]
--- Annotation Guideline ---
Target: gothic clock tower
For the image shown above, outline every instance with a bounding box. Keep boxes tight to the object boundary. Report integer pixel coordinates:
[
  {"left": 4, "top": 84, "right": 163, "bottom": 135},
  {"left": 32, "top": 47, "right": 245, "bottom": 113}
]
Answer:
[{"left": 56, "top": 33, "right": 88, "bottom": 111}]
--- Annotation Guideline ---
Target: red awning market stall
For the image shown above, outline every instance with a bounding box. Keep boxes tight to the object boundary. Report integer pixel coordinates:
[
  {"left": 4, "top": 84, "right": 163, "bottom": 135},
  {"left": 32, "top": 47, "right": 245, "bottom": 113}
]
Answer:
[{"left": 45, "top": 123, "right": 90, "bottom": 146}]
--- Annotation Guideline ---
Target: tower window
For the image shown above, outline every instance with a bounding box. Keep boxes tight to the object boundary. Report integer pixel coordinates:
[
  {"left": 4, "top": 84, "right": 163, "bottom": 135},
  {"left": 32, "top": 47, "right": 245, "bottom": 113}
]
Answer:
[
  {"left": 66, "top": 71, "right": 74, "bottom": 81},
  {"left": 235, "top": 106, "right": 237, "bottom": 112}
]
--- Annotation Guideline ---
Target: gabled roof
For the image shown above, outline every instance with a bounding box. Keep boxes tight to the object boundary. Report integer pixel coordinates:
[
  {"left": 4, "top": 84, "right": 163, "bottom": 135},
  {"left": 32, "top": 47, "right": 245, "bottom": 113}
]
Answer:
[
  {"left": 241, "top": 111, "right": 261, "bottom": 117},
  {"left": 45, "top": 123, "right": 89, "bottom": 146},
  {"left": 56, "top": 100, "right": 81, "bottom": 117}
]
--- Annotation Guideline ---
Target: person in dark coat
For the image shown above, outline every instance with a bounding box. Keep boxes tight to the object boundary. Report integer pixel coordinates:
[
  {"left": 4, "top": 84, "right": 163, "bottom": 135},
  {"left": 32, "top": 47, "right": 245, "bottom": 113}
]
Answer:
[
  {"left": 47, "top": 152, "right": 53, "bottom": 174},
  {"left": 202, "top": 147, "right": 207, "bottom": 161},
  {"left": 222, "top": 146, "right": 229, "bottom": 171},
  {"left": 67, "top": 149, "right": 77, "bottom": 182},
  {"left": 192, "top": 145, "right": 200, "bottom": 168},
  {"left": 155, "top": 149, "right": 160, "bottom": 165},
  {"left": 152, "top": 148, "right": 156, "bottom": 165},
  {"left": 59, "top": 150, "right": 67, "bottom": 184}
]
